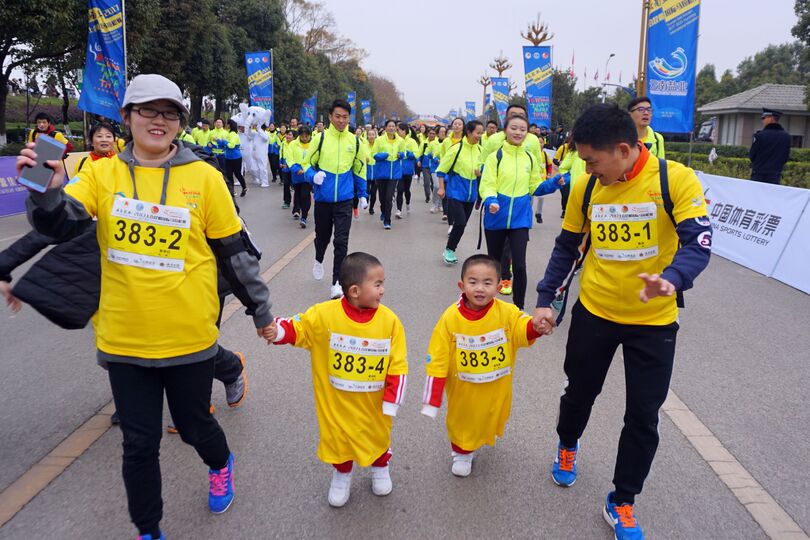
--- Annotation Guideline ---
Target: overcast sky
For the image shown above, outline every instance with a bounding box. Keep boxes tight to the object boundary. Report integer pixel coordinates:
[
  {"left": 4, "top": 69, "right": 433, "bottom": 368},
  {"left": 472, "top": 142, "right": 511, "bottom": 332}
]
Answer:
[{"left": 329, "top": 0, "right": 799, "bottom": 116}]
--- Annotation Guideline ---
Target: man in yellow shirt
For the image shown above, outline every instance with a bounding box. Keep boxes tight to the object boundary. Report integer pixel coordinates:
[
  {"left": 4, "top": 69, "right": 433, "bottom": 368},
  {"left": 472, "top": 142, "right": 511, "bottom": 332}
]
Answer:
[
  {"left": 628, "top": 97, "right": 665, "bottom": 159},
  {"left": 532, "top": 104, "right": 711, "bottom": 540}
]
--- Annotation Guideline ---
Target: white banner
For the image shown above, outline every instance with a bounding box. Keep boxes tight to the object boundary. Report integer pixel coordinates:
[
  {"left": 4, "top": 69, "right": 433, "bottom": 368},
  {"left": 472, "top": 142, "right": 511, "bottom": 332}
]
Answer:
[
  {"left": 698, "top": 173, "right": 810, "bottom": 276},
  {"left": 771, "top": 204, "right": 810, "bottom": 293}
]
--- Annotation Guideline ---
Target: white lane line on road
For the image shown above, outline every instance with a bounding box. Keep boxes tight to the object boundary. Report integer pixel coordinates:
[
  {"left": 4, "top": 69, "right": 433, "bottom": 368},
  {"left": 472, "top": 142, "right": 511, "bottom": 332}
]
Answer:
[
  {"left": 0, "top": 231, "right": 316, "bottom": 529},
  {"left": 663, "top": 390, "right": 809, "bottom": 539}
]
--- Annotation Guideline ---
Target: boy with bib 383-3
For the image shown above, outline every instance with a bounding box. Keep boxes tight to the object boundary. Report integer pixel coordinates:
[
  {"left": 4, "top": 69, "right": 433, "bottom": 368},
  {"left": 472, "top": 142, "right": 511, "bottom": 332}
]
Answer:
[
  {"left": 266, "top": 252, "right": 407, "bottom": 507},
  {"left": 421, "top": 254, "right": 543, "bottom": 476}
]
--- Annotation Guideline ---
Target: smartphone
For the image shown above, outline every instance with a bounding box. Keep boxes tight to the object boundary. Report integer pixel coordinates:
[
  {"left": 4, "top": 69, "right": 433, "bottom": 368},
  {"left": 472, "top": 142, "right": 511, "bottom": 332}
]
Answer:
[{"left": 17, "top": 134, "right": 66, "bottom": 193}]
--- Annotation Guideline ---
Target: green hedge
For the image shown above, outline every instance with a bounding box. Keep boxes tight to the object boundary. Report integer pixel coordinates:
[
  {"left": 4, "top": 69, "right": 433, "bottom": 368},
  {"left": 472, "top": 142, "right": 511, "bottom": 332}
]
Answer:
[
  {"left": 668, "top": 151, "right": 810, "bottom": 189},
  {"left": 667, "top": 142, "right": 810, "bottom": 163}
]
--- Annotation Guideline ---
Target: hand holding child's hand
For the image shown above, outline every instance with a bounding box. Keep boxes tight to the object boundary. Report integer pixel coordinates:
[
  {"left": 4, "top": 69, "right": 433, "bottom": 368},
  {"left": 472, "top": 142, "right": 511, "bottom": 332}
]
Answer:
[{"left": 258, "top": 321, "right": 278, "bottom": 343}]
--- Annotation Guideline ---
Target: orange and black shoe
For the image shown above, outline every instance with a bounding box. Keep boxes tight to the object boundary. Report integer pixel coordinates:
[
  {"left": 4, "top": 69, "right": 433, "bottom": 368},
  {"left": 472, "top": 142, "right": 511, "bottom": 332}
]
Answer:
[
  {"left": 225, "top": 352, "right": 248, "bottom": 408},
  {"left": 498, "top": 279, "right": 513, "bottom": 296}
]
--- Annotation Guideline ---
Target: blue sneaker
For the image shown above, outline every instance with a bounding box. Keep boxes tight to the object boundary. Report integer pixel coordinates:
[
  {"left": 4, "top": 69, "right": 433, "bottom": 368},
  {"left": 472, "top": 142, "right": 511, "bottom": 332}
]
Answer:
[
  {"left": 384, "top": 224, "right": 391, "bottom": 230},
  {"left": 551, "top": 441, "right": 578, "bottom": 487},
  {"left": 208, "top": 453, "right": 234, "bottom": 513},
  {"left": 136, "top": 533, "right": 165, "bottom": 540},
  {"left": 603, "top": 491, "right": 644, "bottom": 539}
]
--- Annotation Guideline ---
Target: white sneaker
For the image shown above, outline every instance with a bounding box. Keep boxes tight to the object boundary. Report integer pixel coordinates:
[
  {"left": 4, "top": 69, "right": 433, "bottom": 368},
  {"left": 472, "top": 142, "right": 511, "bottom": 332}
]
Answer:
[
  {"left": 395, "top": 210, "right": 402, "bottom": 219},
  {"left": 430, "top": 207, "right": 436, "bottom": 214},
  {"left": 312, "top": 261, "right": 324, "bottom": 281},
  {"left": 371, "top": 465, "right": 393, "bottom": 496},
  {"left": 406, "top": 204, "right": 410, "bottom": 214},
  {"left": 451, "top": 452, "right": 474, "bottom": 477},
  {"left": 327, "top": 470, "right": 352, "bottom": 507},
  {"left": 330, "top": 281, "right": 342, "bottom": 299}
]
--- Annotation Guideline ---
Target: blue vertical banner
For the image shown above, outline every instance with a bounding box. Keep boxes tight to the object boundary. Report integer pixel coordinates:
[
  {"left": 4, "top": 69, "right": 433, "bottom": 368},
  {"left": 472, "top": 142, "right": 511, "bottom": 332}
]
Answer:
[
  {"left": 465, "top": 101, "right": 476, "bottom": 121},
  {"left": 347, "top": 91, "right": 357, "bottom": 125},
  {"left": 300, "top": 94, "right": 316, "bottom": 127},
  {"left": 245, "top": 51, "right": 274, "bottom": 120},
  {"left": 361, "top": 100, "right": 371, "bottom": 125},
  {"left": 449, "top": 109, "right": 458, "bottom": 121},
  {"left": 523, "top": 46, "right": 553, "bottom": 128},
  {"left": 485, "top": 93, "right": 491, "bottom": 110},
  {"left": 78, "top": 0, "right": 126, "bottom": 121},
  {"left": 646, "top": 0, "right": 700, "bottom": 133},
  {"left": 491, "top": 77, "right": 509, "bottom": 127}
]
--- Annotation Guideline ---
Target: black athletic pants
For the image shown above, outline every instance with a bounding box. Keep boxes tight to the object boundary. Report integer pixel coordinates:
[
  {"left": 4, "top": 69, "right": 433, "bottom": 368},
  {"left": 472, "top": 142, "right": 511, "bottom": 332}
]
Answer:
[
  {"left": 225, "top": 158, "right": 246, "bottom": 194},
  {"left": 557, "top": 301, "right": 678, "bottom": 505},
  {"left": 500, "top": 239, "right": 512, "bottom": 280},
  {"left": 292, "top": 182, "right": 312, "bottom": 220},
  {"left": 367, "top": 180, "right": 377, "bottom": 213},
  {"left": 281, "top": 170, "right": 292, "bottom": 205},
  {"left": 559, "top": 183, "right": 570, "bottom": 213},
  {"left": 109, "top": 357, "right": 230, "bottom": 537},
  {"left": 396, "top": 174, "right": 413, "bottom": 210},
  {"left": 268, "top": 153, "right": 280, "bottom": 180},
  {"left": 314, "top": 200, "right": 353, "bottom": 284},
  {"left": 377, "top": 180, "right": 397, "bottom": 226},
  {"left": 446, "top": 199, "right": 475, "bottom": 251},
  {"left": 485, "top": 228, "right": 529, "bottom": 309}
]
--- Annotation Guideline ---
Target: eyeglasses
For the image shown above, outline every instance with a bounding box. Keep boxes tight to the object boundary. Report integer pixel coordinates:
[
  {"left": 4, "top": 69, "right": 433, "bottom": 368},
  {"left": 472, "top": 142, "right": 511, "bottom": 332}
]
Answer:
[
  {"left": 630, "top": 106, "right": 653, "bottom": 114},
  {"left": 133, "top": 107, "right": 182, "bottom": 121}
]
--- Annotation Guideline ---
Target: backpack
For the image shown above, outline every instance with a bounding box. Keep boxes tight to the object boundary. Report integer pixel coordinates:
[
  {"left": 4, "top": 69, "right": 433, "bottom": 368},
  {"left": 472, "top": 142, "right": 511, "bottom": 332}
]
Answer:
[{"left": 553, "top": 158, "right": 680, "bottom": 325}]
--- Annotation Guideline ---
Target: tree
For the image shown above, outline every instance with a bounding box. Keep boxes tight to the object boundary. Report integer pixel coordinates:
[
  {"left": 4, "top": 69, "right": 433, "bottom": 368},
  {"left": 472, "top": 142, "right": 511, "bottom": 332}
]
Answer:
[
  {"left": 281, "top": 0, "right": 366, "bottom": 63},
  {"left": 0, "top": 0, "right": 86, "bottom": 144},
  {"left": 792, "top": 0, "right": 810, "bottom": 106}
]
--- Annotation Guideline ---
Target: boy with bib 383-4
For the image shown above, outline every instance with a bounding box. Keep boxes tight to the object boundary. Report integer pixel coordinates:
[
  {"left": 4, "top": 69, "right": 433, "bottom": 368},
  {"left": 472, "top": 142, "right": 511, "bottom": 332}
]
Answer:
[
  {"left": 421, "top": 254, "right": 543, "bottom": 476},
  {"left": 266, "top": 252, "right": 407, "bottom": 507}
]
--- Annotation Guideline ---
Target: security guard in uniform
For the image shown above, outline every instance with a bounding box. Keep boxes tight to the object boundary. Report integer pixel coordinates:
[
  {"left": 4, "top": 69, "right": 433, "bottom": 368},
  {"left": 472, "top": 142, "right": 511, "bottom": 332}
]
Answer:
[{"left": 749, "top": 108, "right": 791, "bottom": 184}]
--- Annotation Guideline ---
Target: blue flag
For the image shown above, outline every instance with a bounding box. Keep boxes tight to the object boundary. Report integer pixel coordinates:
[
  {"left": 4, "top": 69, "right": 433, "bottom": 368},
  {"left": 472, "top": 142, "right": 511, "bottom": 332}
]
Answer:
[
  {"left": 78, "top": 0, "right": 126, "bottom": 121},
  {"left": 491, "top": 78, "right": 509, "bottom": 127},
  {"left": 523, "top": 46, "right": 552, "bottom": 128},
  {"left": 301, "top": 94, "right": 316, "bottom": 127},
  {"left": 646, "top": 0, "right": 700, "bottom": 133},
  {"left": 245, "top": 51, "right": 274, "bottom": 120},
  {"left": 361, "top": 100, "right": 371, "bottom": 125},
  {"left": 347, "top": 92, "right": 356, "bottom": 124},
  {"left": 465, "top": 101, "right": 476, "bottom": 122}
]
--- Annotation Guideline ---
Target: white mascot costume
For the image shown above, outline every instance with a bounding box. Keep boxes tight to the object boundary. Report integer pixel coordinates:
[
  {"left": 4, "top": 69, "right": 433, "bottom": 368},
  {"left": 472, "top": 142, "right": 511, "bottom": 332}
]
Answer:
[
  {"left": 239, "top": 103, "right": 272, "bottom": 187},
  {"left": 229, "top": 111, "right": 251, "bottom": 179}
]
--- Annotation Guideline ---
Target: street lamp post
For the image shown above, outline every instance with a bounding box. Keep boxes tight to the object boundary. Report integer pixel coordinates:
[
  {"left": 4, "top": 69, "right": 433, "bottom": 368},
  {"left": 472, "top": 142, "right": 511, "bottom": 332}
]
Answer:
[{"left": 601, "top": 53, "right": 616, "bottom": 103}]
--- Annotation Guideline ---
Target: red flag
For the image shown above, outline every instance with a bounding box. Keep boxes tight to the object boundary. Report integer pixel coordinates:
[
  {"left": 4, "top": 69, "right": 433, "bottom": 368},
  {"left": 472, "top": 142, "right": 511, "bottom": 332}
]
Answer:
[
  {"left": 594, "top": 70, "right": 599, "bottom": 81},
  {"left": 606, "top": 71, "right": 610, "bottom": 81},
  {"left": 571, "top": 51, "right": 575, "bottom": 65}
]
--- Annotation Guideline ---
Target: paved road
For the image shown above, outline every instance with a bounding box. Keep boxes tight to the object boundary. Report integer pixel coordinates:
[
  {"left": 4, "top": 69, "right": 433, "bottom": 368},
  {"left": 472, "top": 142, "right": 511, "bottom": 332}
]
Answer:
[{"left": 1, "top": 182, "right": 807, "bottom": 539}]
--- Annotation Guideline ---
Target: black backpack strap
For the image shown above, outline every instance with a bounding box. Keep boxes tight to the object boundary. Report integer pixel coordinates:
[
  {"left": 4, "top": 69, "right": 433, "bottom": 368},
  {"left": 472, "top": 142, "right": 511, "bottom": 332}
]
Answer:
[
  {"left": 447, "top": 141, "right": 464, "bottom": 177},
  {"left": 495, "top": 148, "right": 503, "bottom": 175},
  {"left": 311, "top": 130, "right": 326, "bottom": 169},
  {"left": 554, "top": 174, "right": 597, "bottom": 325},
  {"left": 658, "top": 158, "right": 684, "bottom": 308},
  {"left": 77, "top": 156, "right": 88, "bottom": 172}
]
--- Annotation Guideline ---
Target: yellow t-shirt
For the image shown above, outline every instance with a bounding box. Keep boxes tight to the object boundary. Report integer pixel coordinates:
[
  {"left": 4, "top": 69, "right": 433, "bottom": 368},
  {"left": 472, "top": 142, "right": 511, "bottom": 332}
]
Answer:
[
  {"left": 66, "top": 154, "right": 241, "bottom": 358},
  {"left": 287, "top": 299, "right": 408, "bottom": 466},
  {"left": 563, "top": 153, "right": 707, "bottom": 325},
  {"left": 426, "top": 299, "right": 535, "bottom": 450}
]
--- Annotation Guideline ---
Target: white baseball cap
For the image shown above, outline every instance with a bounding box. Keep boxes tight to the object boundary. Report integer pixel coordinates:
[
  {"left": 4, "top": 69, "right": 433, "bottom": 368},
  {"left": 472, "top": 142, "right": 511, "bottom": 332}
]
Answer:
[{"left": 122, "top": 74, "right": 189, "bottom": 115}]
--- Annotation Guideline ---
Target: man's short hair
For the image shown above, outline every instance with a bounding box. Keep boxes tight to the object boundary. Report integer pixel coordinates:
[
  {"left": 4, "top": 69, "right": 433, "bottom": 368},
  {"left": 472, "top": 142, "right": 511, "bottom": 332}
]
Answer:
[
  {"left": 34, "top": 112, "right": 52, "bottom": 123},
  {"left": 201, "top": 118, "right": 210, "bottom": 126},
  {"left": 572, "top": 104, "right": 638, "bottom": 151},
  {"left": 340, "top": 252, "right": 382, "bottom": 294},
  {"left": 505, "top": 104, "right": 528, "bottom": 118},
  {"left": 627, "top": 96, "right": 652, "bottom": 110},
  {"left": 461, "top": 254, "right": 500, "bottom": 280},
  {"left": 486, "top": 120, "right": 498, "bottom": 127},
  {"left": 330, "top": 99, "right": 352, "bottom": 114}
]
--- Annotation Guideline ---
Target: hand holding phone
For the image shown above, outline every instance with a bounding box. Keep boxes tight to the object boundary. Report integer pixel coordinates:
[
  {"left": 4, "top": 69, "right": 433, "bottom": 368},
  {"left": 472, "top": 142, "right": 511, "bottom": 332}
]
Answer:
[{"left": 16, "top": 136, "right": 66, "bottom": 193}]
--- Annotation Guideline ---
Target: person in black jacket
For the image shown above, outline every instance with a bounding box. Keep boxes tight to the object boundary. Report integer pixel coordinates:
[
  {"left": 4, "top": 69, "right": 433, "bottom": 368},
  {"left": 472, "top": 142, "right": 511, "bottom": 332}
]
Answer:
[{"left": 749, "top": 108, "right": 792, "bottom": 184}]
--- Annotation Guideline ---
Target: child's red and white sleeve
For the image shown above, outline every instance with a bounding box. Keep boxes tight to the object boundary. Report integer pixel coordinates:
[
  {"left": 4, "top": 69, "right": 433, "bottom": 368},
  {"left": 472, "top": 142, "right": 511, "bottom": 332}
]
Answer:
[
  {"left": 382, "top": 315, "right": 408, "bottom": 417},
  {"left": 422, "top": 311, "right": 452, "bottom": 418},
  {"left": 272, "top": 305, "right": 317, "bottom": 349}
]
